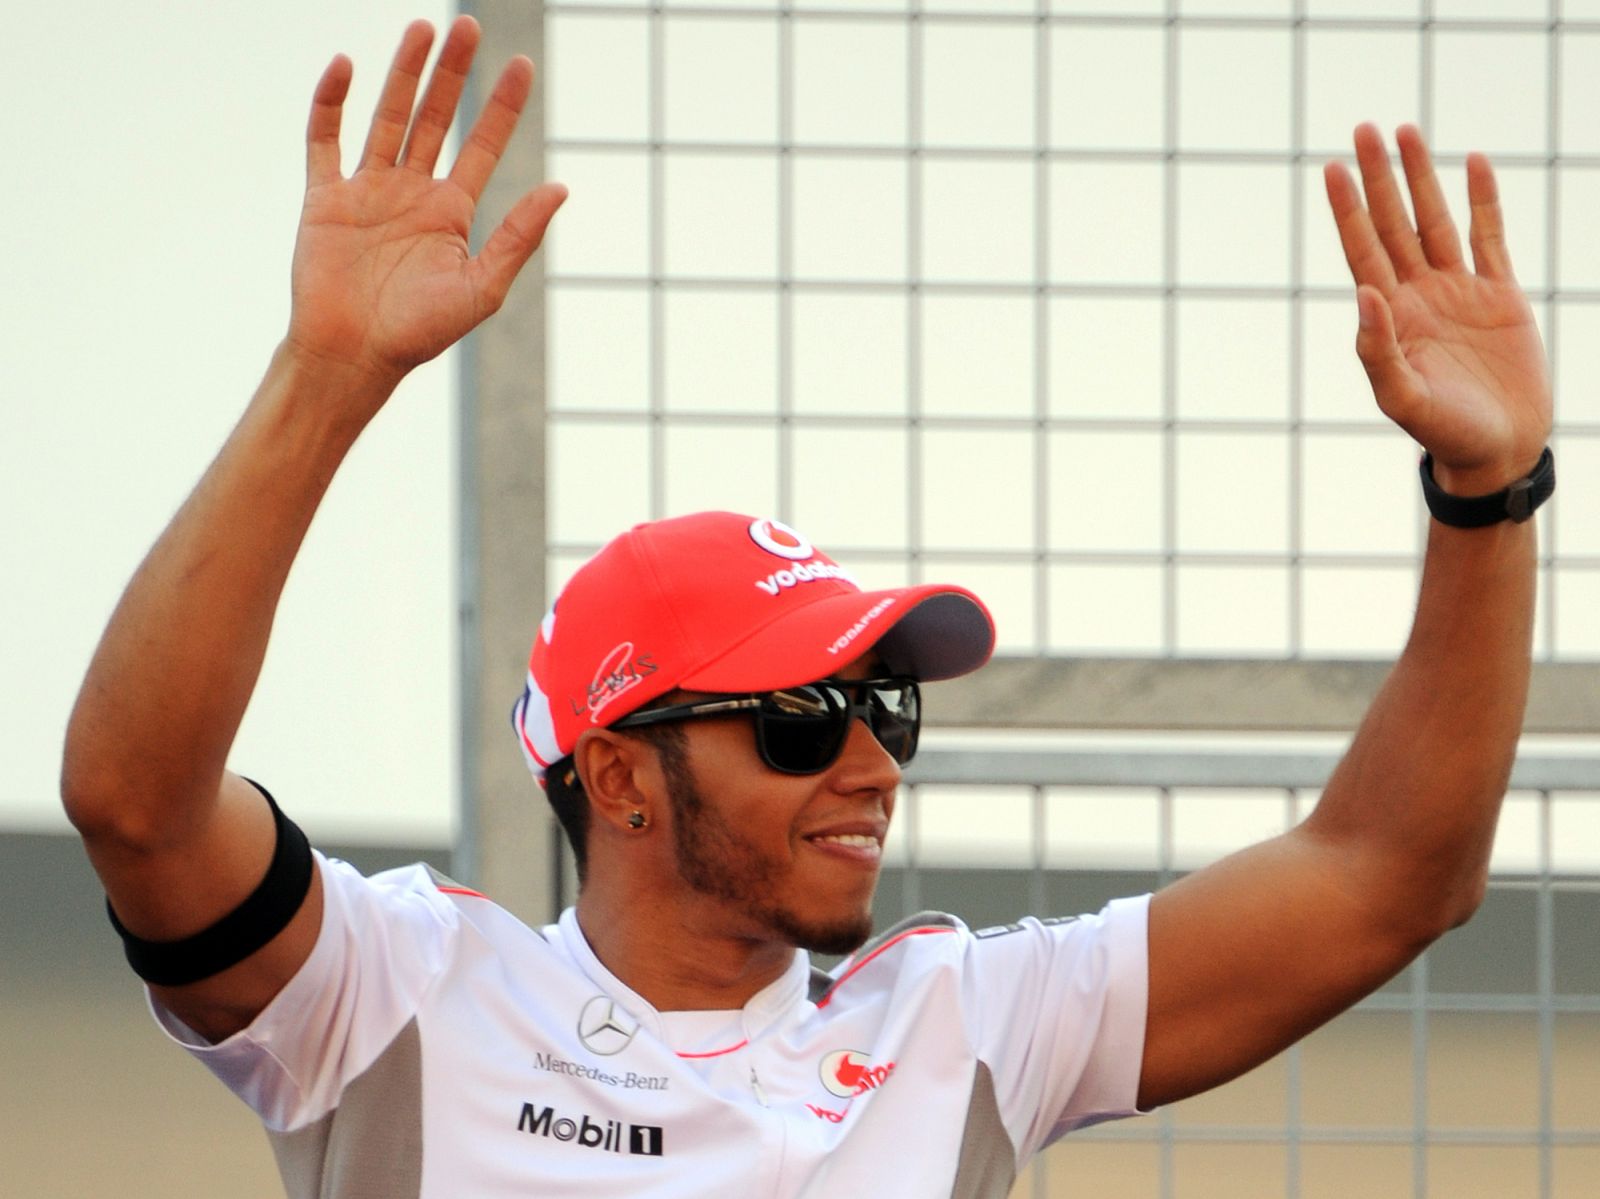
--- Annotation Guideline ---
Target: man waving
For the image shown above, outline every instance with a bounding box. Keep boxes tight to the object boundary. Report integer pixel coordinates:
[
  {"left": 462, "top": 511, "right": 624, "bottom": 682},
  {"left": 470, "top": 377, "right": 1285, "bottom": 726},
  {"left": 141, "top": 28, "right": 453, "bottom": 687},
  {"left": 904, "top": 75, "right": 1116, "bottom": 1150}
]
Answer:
[{"left": 62, "top": 16, "right": 1551, "bottom": 1197}]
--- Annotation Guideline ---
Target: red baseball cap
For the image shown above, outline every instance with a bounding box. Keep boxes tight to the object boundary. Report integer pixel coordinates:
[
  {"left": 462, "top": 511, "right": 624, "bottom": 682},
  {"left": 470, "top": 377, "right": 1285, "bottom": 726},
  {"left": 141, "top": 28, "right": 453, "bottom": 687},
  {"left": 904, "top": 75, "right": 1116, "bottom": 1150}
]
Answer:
[{"left": 511, "top": 511, "right": 994, "bottom": 782}]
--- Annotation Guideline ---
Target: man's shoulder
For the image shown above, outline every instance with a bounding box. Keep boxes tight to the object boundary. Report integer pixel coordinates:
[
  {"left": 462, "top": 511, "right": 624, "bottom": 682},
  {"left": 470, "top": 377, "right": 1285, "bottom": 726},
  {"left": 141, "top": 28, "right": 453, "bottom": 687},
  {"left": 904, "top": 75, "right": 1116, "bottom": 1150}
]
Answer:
[
  {"left": 318, "top": 856, "right": 564, "bottom": 959},
  {"left": 860, "top": 910, "right": 966, "bottom": 950},
  {"left": 809, "top": 911, "right": 968, "bottom": 1004},
  {"left": 808, "top": 902, "right": 1148, "bottom": 1005}
]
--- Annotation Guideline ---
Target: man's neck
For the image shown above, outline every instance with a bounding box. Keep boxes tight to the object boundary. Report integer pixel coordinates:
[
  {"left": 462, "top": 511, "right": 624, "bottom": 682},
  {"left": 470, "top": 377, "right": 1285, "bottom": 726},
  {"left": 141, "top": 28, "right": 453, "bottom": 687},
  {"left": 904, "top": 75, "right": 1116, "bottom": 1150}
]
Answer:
[{"left": 573, "top": 887, "right": 799, "bottom": 1012}]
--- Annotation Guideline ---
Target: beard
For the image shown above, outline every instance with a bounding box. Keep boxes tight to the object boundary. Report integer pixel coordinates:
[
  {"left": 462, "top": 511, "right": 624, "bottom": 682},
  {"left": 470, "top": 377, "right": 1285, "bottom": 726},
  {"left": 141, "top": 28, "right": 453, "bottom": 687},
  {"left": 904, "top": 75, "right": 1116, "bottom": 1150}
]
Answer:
[{"left": 659, "top": 743, "right": 874, "bottom": 957}]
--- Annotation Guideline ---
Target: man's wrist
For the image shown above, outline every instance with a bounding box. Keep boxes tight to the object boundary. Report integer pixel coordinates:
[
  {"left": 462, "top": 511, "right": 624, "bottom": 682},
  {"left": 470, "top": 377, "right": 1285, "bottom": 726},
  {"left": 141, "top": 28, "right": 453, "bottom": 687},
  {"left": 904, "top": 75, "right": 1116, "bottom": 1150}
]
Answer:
[
  {"left": 1420, "top": 447, "right": 1555, "bottom": 528},
  {"left": 265, "top": 340, "right": 402, "bottom": 438},
  {"left": 1424, "top": 441, "right": 1550, "bottom": 498}
]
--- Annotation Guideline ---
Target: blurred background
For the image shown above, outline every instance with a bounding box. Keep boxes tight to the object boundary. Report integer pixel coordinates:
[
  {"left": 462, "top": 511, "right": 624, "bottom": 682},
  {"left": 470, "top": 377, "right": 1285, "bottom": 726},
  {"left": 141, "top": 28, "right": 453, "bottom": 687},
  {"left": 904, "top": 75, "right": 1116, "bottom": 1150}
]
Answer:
[{"left": 4, "top": 0, "right": 1598, "bottom": 1195}]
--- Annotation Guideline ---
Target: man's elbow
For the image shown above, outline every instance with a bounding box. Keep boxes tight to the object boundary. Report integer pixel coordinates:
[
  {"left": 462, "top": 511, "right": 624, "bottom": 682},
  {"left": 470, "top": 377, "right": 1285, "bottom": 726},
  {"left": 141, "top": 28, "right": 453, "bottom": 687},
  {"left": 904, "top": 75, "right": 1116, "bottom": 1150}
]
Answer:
[
  {"left": 1440, "top": 868, "right": 1491, "bottom": 933},
  {"left": 59, "top": 757, "right": 171, "bottom": 853},
  {"left": 60, "top": 710, "right": 120, "bottom": 835},
  {"left": 1399, "top": 865, "right": 1491, "bottom": 949},
  {"left": 62, "top": 767, "right": 132, "bottom": 846}
]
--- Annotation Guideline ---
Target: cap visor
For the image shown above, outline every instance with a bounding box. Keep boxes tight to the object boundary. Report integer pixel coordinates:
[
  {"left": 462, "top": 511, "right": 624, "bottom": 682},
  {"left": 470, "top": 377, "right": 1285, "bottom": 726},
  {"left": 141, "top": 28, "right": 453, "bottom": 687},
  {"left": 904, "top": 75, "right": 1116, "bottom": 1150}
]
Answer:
[{"left": 681, "top": 584, "right": 994, "bottom": 692}]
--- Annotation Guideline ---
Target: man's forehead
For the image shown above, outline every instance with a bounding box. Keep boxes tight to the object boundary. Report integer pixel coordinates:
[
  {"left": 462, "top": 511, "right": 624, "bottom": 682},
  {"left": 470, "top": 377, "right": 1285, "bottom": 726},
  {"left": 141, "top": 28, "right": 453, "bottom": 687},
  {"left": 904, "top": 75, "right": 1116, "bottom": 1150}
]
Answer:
[
  {"left": 650, "top": 649, "right": 890, "bottom": 708},
  {"left": 830, "top": 649, "right": 887, "bottom": 681}
]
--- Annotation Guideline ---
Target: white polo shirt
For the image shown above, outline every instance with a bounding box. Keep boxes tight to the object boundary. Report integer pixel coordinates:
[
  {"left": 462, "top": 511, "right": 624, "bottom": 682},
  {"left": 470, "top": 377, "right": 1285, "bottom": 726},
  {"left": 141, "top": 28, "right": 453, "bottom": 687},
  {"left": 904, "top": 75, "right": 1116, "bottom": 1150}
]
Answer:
[{"left": 154, "top": 854, "right": 1150, "bottom": 1198}]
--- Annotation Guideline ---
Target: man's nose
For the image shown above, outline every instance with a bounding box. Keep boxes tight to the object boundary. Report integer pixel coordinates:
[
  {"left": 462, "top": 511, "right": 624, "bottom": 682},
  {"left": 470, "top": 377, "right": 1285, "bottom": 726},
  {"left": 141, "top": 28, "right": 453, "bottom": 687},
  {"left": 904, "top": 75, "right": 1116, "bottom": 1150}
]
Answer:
[{"left": 832, "top": 714, "right": 902, "bottom": 793}]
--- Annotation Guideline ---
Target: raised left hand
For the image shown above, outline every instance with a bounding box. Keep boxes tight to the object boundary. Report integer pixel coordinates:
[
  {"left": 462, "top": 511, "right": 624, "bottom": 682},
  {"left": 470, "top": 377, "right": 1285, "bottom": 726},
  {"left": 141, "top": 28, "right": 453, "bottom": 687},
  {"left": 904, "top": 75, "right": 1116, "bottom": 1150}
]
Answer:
[{"left": 1324, "top": 124, "right": 1551, "bottom": 496}]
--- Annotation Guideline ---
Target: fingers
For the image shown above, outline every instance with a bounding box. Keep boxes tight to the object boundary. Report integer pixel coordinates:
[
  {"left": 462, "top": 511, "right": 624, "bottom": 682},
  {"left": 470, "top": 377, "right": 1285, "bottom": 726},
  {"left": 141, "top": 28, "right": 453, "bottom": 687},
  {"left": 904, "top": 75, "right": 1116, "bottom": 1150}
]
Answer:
[
  {"left": 472, "top": 183, "right": 569, "bottom": 312},
  {"left": 359, "top": 20, "right": 435, "bottom": 171},
  {"left": 1352, "top": 285, "right": 1426, "bottom": 428},
  {"left": 1466, "top": 151, "right": 1516, "bottom": 281},
  {"left": 356, "top": 16, "right": 531, "bottom": 191},
  {"left": 449, "top": 56, "right": 534, "bottom": 203},
  {"left": 1353, "top": 123, "right": 1430, "bottom": 282},
  {"left": 1327, "top": 123, "right": 1499, "bottom": 293},
  {"left": 1324, "top": 160, "right": 1399, "bottom": 294},
  {"left": 306, "top": 55, "right": 353, "bottom": 186},
  {"left": 1396, "top": 124, "right": 1465, "bottom": 272},
  {"left": 400, "top": 17, "right": 481, "bottom": 175}
]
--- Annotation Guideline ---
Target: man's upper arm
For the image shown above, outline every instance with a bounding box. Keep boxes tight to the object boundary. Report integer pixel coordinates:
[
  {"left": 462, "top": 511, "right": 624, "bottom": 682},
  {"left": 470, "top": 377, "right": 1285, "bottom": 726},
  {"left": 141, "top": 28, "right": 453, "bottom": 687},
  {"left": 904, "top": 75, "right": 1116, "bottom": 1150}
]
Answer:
[
  {"left": 1138, "top": 825, "right": 1426, "bottom": 1112},
  {"left": 84, "top": 770, "right": 323, "bottom": 1042}
]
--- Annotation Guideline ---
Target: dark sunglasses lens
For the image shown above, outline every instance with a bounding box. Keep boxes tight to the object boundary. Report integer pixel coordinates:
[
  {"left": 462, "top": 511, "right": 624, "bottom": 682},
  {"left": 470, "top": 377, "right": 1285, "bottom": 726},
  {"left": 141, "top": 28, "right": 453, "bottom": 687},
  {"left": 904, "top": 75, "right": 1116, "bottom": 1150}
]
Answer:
[
  {"left": 868, "top": 681, "right": 919, "bottom": 764},
  {"left": 758, "top": 685, "right": 849, "bottom": 773},
  {"left": 754, "top": 679, "right": 920, "bottom": 773}
]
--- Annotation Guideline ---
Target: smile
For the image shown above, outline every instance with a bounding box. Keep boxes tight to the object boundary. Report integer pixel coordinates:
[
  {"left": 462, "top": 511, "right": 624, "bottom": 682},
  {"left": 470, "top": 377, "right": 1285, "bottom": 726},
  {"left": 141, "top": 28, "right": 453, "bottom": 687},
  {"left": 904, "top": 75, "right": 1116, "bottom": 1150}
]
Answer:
[{"left": 804, "top": 833, "right": 883, "bottom": 866}]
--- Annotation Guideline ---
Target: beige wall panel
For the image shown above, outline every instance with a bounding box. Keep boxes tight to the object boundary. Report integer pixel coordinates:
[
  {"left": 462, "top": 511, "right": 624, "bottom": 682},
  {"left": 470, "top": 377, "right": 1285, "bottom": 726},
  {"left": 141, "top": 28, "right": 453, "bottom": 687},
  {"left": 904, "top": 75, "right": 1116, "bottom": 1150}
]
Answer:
[
  {"left": 1553, "top": 1147, "right": 1600, "bottom": 1199},
  {"left": 1427, "top": 1013, "right": 1541, "bottom": 1131},
  {"left": 4, "top": 990, "right": 276, "bottom": 1198},
  {"left": 1299, "top": 1009, "right": 1413, "bottom": 1128},
  {"left": 1170, "top": 1144, "right": 1288, "bottom": 1199},
  {"left": 1040, "top": 1140, "right": 1162, "bottom": 1197},
  {"left": 1299, "top": 1145, "right": 1412, "bottom": 1199},
  {"left": 1428, "top": 1146, "right": 1540, "bottom": 1199},
  {"left": 1554, "top": 1014, "right": 1600, "bottom": 1130}
]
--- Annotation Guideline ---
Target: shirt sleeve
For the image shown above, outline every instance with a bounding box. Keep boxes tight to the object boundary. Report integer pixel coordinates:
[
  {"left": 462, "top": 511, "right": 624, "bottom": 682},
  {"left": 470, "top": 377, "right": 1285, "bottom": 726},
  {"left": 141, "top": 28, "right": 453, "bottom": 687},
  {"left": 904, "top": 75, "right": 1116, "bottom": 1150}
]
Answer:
[
  {"left": 147, "top": 852, "right": 460, "bottom": 1132},
  {"left": 961, "top": 894, "right": 1150, "bottom": 1159}
]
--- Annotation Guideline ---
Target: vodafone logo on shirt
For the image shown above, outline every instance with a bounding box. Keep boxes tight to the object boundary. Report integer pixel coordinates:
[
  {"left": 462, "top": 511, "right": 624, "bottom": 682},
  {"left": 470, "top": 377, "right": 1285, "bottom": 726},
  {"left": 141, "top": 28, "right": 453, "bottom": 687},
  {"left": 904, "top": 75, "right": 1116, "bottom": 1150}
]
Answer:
[{"left": 819, "top": 1050, "right": 896, "bottom": 1099}]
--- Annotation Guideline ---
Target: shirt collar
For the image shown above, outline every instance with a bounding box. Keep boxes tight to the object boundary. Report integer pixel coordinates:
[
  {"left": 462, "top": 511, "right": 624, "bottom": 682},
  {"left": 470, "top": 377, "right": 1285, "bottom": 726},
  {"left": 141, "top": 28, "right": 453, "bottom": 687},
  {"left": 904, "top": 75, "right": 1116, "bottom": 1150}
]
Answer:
[{"left": 553, "top": 907, "right": 811, "bottom": 1048}]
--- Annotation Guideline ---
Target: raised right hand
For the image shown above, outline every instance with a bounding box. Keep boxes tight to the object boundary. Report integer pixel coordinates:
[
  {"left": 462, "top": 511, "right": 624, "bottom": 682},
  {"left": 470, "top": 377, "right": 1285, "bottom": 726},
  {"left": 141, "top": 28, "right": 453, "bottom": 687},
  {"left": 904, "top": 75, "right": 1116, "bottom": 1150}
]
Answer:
[{"left": 285, "top": 16, "right": 566, "bottom": 401}]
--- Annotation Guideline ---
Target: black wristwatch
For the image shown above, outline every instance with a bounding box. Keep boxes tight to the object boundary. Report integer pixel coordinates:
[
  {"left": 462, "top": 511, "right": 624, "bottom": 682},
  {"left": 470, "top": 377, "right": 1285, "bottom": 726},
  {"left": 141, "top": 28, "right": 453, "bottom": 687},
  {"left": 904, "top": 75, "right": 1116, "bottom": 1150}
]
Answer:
[{"left": 1419, "top": 447, "right": 1555, "bottom": 528}]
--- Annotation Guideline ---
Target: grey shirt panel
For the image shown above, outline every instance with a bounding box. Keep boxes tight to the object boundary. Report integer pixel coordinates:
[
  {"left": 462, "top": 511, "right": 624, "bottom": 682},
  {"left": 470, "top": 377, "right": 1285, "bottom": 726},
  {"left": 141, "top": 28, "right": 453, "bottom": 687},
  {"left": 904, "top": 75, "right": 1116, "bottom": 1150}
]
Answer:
[
  {"left": 269, "top": 1017, "right": 425, "bottom": 1199},
  {"left": 948, "top": 1060, "right": 1017, "bottom": 1199}
]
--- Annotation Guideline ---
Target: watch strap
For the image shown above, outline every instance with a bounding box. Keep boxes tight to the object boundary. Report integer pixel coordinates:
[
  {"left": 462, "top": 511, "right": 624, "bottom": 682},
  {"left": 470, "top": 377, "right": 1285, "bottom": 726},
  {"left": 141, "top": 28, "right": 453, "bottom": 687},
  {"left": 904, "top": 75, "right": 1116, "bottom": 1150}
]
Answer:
[{"left": 1419, "top": 447, "right": 1555, "bottom": 528}]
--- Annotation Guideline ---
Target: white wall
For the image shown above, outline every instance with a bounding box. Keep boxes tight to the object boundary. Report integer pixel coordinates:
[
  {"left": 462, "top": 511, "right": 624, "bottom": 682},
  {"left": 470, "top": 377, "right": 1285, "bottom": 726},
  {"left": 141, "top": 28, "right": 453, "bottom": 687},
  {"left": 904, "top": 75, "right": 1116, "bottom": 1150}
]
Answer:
[{"left": 2, "top": 0, "right": 466, "bottom": 842}]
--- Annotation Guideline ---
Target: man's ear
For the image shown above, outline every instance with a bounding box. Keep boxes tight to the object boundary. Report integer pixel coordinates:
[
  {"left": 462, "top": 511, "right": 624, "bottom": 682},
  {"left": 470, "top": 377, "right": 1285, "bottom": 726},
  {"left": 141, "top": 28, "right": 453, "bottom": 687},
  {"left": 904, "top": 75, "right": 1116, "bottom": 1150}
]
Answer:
[{"left": 574, "top": 729, "right": 659, "bottom": 835}]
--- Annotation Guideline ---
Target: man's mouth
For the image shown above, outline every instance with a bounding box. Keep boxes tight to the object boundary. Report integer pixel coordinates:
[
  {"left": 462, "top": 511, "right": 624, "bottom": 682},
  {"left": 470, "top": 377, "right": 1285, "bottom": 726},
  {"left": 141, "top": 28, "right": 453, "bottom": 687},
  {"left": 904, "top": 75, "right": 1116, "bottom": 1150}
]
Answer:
[{"left": 809, "top": 833, "right": 879, "bottom": 850}]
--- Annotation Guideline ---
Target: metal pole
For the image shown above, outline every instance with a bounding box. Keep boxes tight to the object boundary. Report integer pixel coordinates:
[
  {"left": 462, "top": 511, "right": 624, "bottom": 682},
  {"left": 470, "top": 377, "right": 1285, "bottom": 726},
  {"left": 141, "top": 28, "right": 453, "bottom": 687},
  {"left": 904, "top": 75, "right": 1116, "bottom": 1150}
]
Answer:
[{"left": 457, "top": 0, "right": 557, "bottom": 924}]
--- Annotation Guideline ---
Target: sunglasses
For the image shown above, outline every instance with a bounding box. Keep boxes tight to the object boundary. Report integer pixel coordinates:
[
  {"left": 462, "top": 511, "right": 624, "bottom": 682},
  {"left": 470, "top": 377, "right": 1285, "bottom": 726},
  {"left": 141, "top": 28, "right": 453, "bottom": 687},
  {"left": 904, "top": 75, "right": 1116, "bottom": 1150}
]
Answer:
[{"left": 610, "top": 677, "right": 921, "bottom": 776}]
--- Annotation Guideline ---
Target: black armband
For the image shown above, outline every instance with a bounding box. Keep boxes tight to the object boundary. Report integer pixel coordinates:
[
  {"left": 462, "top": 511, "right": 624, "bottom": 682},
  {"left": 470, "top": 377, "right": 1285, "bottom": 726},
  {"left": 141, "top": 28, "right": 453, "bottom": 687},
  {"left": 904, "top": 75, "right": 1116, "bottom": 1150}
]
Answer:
[{"left": 106, "top": 779, "right": 314, "bottom": 987}]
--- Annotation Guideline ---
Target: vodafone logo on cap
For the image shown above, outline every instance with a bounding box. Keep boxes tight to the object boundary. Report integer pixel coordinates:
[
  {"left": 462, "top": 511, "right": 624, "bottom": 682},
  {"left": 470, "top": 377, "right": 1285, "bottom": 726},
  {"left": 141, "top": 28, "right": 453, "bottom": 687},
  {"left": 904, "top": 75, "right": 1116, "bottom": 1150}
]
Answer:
[
  {"left": 819, "top": 1049, "right": 896, "bottom": 1099},
  {"left": 748, "top": 518, "right": 814, "bottom": 561}
]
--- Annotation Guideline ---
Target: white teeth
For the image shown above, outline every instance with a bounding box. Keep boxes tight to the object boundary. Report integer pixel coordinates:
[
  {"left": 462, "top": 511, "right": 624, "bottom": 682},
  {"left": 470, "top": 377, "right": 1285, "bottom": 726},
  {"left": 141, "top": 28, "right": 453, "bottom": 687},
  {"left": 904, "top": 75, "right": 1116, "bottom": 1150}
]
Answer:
[{"left": 814, "top": 834, "right": 878, "bottom": 849}]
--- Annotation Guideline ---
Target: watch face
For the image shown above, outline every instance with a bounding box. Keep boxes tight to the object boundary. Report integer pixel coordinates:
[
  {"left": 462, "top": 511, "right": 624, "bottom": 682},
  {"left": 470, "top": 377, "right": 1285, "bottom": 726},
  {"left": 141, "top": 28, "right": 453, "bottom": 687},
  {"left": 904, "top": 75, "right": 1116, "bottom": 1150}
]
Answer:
[{"left": 1506, "top": 479, "right": 1534, "bottom": 523}]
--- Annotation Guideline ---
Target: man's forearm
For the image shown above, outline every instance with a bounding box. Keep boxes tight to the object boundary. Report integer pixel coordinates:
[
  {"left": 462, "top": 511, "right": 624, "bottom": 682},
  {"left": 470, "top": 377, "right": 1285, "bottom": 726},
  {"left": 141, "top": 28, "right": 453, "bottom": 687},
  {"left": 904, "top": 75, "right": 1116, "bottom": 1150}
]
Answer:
[
  {"left": 1309, "top": 514, "right": 1537, "bottom": 935},
  {"left": 61, "top": 345, "right": 394, "bottom": 844}
]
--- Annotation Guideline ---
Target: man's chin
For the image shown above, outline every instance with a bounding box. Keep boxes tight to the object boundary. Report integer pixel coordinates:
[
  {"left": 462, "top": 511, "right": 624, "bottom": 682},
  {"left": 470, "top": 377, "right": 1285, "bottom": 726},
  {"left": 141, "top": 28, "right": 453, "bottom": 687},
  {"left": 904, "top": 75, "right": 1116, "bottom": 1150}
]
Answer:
[{"left": 769, "top": 908, "right": 874, "bottom": 957}]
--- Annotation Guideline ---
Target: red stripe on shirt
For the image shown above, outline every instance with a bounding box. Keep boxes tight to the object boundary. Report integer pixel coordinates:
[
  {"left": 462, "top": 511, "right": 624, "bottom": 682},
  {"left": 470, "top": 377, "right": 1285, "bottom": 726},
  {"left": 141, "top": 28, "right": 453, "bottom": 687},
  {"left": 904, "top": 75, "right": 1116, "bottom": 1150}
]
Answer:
[
  {"left": 815, "top": 926, "right": 959, "bottom": 1009},
  {"left": 676, "top": 1038, "right": 750, "bottom": 1059}
]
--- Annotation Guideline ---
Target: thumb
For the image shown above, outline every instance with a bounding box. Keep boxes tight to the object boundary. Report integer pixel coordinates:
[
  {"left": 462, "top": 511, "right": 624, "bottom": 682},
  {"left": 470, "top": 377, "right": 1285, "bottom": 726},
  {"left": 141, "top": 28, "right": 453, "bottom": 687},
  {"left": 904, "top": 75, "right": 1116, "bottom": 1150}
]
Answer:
[
  {"left": 472, "top": 182, "right": 569, "bottom": 315},
  {"left": 1353, "top": 285, "right": 1425, "bottom": 426}
]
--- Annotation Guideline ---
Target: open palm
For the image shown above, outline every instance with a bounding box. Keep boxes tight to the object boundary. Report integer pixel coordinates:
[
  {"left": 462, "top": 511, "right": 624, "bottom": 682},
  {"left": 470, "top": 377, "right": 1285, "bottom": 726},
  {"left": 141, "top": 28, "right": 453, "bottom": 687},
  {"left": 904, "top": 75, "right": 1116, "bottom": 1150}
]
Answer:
[
  {"left": 1325, "top": 125, "right": 1550, "bottom": 495},
  {"left": 285, "top": 18, "right": 566, "bottom": 388}
]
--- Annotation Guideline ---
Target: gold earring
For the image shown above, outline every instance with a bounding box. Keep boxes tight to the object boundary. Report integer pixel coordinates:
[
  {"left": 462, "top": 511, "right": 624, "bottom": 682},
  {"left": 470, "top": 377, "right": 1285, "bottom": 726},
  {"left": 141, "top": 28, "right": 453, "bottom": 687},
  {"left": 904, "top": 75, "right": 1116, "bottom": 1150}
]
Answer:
[{"left": 628, "top": 810, "right": 647, "bottom": 830}]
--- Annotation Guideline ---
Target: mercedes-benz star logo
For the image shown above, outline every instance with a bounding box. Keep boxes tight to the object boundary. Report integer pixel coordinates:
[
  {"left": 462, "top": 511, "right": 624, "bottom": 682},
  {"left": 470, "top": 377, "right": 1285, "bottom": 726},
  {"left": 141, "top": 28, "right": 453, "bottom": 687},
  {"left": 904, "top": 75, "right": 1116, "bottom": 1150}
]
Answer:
[{"left": 578, "top": 995, "right": 639, "bottom": 1056}]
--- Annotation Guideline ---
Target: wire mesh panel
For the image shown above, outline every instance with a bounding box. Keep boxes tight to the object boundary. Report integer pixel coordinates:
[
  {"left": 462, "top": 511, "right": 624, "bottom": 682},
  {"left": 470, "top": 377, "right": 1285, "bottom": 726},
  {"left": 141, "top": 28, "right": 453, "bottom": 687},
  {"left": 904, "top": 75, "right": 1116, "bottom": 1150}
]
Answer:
[
  {"left": 542, "top": 0, "right": 1600, "bottom": 662},
  {"left": 538, "top": 3, "right": 1600, "bottom": 1196},
  {"left": 887, "top": 756, "right": 1600, "bottom": 1197}
]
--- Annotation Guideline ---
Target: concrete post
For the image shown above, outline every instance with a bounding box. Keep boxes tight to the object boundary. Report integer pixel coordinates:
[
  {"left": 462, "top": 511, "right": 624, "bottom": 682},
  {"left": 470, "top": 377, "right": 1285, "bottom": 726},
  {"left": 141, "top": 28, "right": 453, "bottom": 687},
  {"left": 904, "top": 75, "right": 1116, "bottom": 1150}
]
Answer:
[{"left": 456, "top": 0, "right": 556, "bottom": 924}]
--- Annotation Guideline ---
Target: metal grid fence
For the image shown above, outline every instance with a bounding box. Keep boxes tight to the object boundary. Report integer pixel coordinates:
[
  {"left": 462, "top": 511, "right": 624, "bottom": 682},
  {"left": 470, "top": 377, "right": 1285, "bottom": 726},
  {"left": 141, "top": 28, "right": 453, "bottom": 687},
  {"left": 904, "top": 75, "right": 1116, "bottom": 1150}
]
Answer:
[
  {"left": 896, "top": 749, "right": 1600, "bottom": 1197},
  {"left": 542, "top": 0, "right": 1600, "bottom": 660},
  {"left": 536, "top": 3, "right": 1600, "bottom": 1194}
]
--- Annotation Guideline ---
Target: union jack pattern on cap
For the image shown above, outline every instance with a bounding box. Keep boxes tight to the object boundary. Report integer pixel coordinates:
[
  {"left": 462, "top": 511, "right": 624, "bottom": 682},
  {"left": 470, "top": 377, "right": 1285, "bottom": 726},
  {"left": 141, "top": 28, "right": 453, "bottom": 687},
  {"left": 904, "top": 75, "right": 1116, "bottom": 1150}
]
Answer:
[{"left": 511, "top": 511, "right": 994, "bottom": 783}]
